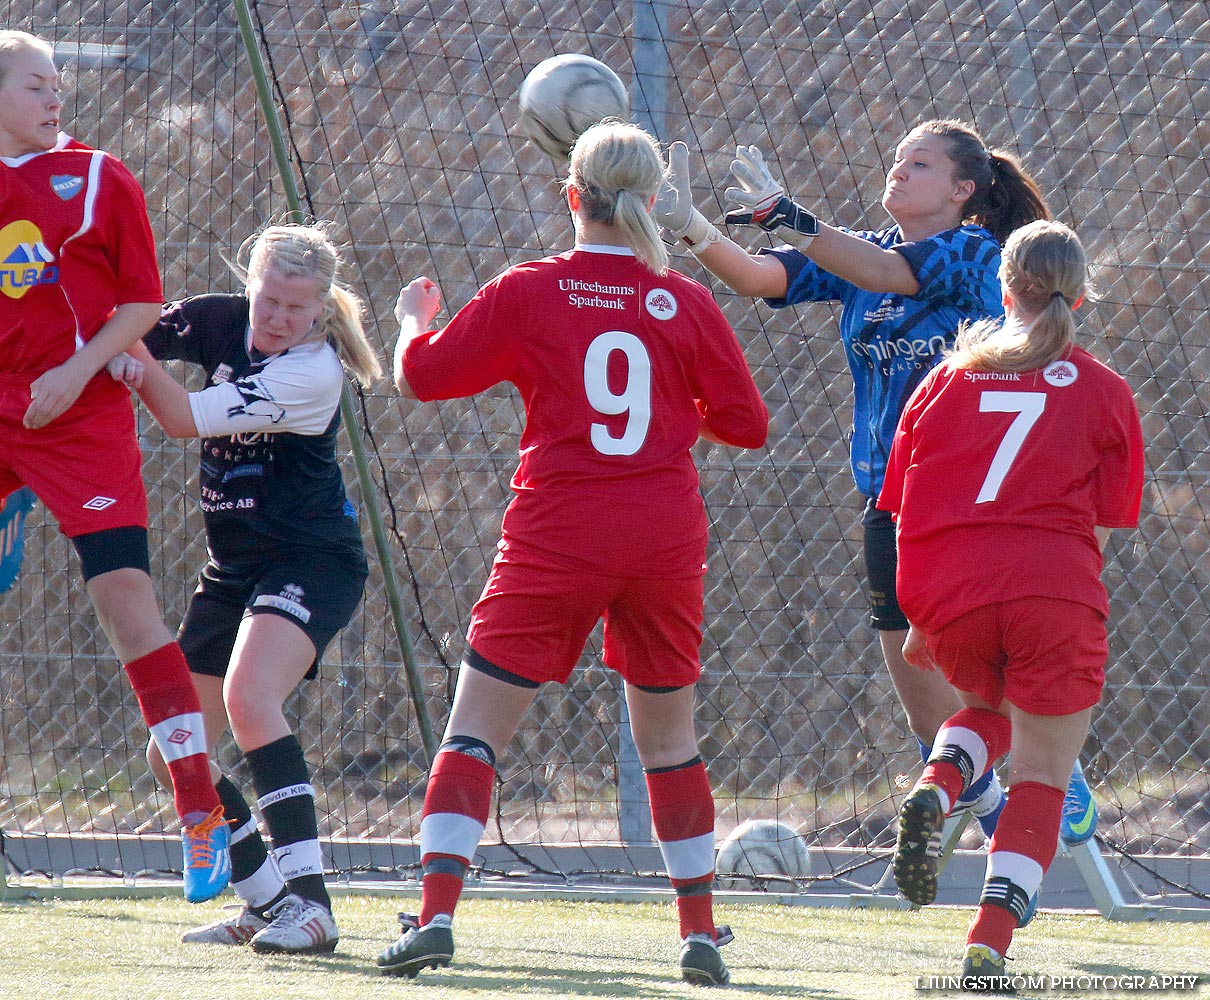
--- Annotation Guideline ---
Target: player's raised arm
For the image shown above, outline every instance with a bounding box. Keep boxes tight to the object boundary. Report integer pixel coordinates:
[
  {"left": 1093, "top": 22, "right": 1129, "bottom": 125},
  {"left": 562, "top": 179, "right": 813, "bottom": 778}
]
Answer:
[
  {"left": 722, "top": 143, "right": 919, "bottom": 294},
  {"left": 654, "top": 140, "right": 789, "bottom": 298},
  {"left": 393, "top": 277, "right": 442, "bottom": 399}
]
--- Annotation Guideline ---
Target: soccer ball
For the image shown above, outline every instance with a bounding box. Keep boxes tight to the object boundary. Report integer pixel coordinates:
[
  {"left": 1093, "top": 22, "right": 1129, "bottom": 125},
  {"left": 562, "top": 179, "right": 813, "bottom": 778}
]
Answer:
[
  {"left": 715, "top": 819, "right": 812, "bottom": 890},
  {"left": 517, "top": 53, "right": 630, "bottom": 161}
]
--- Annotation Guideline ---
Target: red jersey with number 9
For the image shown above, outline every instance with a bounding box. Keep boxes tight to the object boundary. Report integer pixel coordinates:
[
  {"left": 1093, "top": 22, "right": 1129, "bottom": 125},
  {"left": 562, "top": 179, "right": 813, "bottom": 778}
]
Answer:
[
  {"left": 878, "top": 345, "right": 1144, "bottom": 633},
  {"left": 401, "top": 245, "right": 768, "bottom": 578}
]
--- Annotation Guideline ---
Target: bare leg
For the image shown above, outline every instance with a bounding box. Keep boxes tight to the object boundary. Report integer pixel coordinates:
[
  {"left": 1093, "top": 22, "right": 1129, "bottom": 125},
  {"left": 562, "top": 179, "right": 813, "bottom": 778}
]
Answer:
[
  {"left": 881, "top": 628, "right": 963, "bottom": 745},
  {"left": 624, "top": 684, "right": 698, "bottom": 769},
  {"left": 442, "top": 662, "right": 538, "bottom": 758},
  {"left": 85, "top": 566, "right": 175, "bottom": 662}
]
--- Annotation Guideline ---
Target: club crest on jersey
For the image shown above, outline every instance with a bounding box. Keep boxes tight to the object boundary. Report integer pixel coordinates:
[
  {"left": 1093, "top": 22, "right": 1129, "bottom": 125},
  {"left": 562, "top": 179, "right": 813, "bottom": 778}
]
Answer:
[
  {"left": 645, "top": 287, "right": 677, "bottom": 320},
  {"left": 0, "top": 220, "right": 58, "bottom": 299},
  {"left": 50, "top": 174, "right": 84, "bottom": 201},
  {"left": 1043, "top": 358, "right": 1079, "bottom": 387}
]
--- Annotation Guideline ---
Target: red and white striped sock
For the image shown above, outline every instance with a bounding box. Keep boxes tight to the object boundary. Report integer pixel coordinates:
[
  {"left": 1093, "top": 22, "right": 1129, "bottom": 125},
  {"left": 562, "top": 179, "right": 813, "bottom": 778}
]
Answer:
[
  {"left": 418, "top": 740, "right": 495, "bottom": 926},
  {"left": 646, "top": 757, "right": 717, "bottom": 940},
  {"left": 968, "top": 780, "right": 1064, "bottom": 956},
  {"left": 124, "top": 642, "right": 219, "bottom": 821},
  {"left": 921, "top": 708, "right": 1012, "bottom": 813}
]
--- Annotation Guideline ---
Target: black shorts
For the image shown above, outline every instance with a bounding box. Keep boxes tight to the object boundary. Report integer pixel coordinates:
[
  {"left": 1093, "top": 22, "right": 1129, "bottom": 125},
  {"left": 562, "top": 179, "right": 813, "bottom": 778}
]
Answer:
[
  {"left": 862, "top": 497, "right": 908, "bottom": 632},
  {"left": 179, "top": 547, "right": 368, "bottom": 680}
]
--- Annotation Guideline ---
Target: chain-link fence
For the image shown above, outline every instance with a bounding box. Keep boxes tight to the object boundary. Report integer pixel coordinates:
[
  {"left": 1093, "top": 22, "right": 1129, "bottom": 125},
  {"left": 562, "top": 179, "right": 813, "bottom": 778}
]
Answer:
[{"left": 1, "top": 1, "right": 1207, "bottom": 900}]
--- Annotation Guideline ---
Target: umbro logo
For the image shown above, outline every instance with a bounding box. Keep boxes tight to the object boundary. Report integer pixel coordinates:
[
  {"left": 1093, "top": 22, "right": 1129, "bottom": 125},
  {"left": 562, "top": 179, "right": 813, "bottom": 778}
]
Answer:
[
  {"left": 82, "top": 496, "right": 116, "bottom": 510},
  {"left": 167, "top": 728, "right": 193, "bottom": 745}
]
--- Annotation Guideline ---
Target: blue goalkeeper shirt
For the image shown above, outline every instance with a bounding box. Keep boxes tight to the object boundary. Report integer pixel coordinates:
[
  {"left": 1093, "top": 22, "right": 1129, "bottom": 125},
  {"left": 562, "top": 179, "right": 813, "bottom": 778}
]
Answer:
[{"left": 763, "top": 224, "right": 1003, "bottom": 497}]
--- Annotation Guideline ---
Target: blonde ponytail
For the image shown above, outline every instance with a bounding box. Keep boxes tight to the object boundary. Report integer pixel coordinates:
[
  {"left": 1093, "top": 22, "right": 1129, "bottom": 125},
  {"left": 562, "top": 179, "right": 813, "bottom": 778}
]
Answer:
[
  {"left": 568, "top": 121, "right": 670, "bottom": 276},
  {"left": 322, "top": 283, "right": 383, "bottom": 386},
  {"left": 949, "top": 220, "right": 1086, "bottom": 373}
]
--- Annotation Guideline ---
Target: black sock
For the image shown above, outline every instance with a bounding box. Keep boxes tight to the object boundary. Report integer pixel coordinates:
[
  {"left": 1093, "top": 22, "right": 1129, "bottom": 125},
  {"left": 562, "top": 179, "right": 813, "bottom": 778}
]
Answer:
[{"left": 245, "top": 735, "right": 330, "bottom": 909}]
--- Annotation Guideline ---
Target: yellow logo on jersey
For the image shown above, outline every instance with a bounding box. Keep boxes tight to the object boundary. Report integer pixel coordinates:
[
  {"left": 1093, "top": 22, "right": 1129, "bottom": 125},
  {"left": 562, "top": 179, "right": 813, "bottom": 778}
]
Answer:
[{"left": 0, "top": 220, "right": 58, "bottom": 300}]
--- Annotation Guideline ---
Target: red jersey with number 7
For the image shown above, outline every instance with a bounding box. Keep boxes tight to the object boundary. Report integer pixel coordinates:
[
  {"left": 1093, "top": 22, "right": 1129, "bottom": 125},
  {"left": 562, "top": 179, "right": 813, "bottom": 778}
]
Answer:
[
  {"left": 401, "top": 245, "right": 769, "bottom": 579},
  {"left": 878, "top": 345, "right": 1144, "bottom": 633}
]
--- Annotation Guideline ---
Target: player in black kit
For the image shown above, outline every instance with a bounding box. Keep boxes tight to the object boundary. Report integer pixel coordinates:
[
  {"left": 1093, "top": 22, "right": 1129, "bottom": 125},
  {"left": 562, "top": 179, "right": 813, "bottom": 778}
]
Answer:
[{"left": 117, "top": 223, "right": 381, "bottom": 954}]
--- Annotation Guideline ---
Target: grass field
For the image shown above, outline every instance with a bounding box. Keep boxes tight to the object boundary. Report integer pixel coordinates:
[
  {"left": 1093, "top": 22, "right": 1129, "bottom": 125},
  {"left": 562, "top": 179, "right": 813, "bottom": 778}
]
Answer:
[{"left": 0, "top": 893, "right": 1204, "bottom": 999}]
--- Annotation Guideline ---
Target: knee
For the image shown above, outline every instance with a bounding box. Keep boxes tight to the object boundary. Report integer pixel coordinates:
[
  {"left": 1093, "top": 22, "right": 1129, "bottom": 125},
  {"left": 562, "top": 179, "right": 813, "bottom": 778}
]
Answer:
[
  {"left": 223, "top": 686, "right": 262, "bottom": 743},
  {"left": 633, "top": 723, "right": 699, "bottom": 772},
  {"left": 223, "top": 684, "right": 280, "bottom": 747}
]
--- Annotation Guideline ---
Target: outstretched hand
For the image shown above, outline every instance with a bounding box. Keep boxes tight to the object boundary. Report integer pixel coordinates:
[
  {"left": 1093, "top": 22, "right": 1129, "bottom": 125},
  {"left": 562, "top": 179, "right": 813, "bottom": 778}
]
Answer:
[
  {"left": 654, "top": 141, "right": 696, "bottom": 235},
  {"left": 652, "top": 141, "right": 722, "bottom": 254},
  {"left": 724, "top": 144, "right": 820, "bottom": 245},
  {"left": 723, "top": 145, "right": 784, "bottom": 226}
]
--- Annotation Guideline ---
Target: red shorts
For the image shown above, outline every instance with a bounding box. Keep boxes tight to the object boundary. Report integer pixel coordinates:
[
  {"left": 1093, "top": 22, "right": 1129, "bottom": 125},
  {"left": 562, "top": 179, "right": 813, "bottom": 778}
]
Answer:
[
  {"left": 0, "top": 374, "right": 148, "bottom": 537},
  {"left": 467, "top": 553, "right": 705, "bottom": 688},
  {"left": 927, "top": 598, "right": 1106, "bottom": 715}
]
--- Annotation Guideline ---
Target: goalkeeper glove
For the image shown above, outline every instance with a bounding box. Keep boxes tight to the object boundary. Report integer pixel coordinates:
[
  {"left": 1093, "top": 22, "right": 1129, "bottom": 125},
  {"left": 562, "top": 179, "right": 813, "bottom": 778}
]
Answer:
[
  {"left": 724, "top": 145, "right": 819, "bottom": 249},
  {"left": 655, "top": 141, "right": 723, "bottom": 254}
]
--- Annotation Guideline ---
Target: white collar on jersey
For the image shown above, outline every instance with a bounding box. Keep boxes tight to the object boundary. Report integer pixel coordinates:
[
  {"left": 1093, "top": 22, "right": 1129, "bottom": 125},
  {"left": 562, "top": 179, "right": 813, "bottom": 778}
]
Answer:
[
  {"left": 0, "top": 131, "right": 73, "bottom": 167},
  {"left": 574, "top": 242, "right": 635, "bottom": 256}
]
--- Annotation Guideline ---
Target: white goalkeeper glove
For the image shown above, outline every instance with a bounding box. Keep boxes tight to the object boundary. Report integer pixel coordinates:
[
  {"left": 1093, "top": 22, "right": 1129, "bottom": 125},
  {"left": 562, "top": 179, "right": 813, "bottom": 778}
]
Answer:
[
  {"left": 724, "top": 144, "right": 819, "bottom": 250},
  {"left": 655, "top": 141, "right": 723, "bottom": 254}
]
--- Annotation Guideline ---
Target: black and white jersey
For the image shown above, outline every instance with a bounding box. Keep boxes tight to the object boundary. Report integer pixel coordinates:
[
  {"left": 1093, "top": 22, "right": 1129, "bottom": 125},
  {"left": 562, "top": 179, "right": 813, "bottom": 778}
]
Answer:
[{"left": 144, "top": 293, "right": 363, "bottom": 564}]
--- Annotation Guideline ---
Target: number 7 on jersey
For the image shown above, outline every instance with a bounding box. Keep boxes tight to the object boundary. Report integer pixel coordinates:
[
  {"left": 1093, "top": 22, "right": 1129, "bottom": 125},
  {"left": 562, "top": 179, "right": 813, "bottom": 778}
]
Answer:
[{"left": 975, "top": 390, "right": 1045, "bottom": 503}]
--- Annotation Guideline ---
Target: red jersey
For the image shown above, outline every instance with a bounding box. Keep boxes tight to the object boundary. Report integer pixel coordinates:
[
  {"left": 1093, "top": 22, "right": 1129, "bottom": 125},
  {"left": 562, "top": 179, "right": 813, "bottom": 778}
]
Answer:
[
  {"left": 878, "top": 345, "right": 1144, "bottom": 632},
  {"left": 403, "top": 245, "right": 768, "bottom": 578},
  {"left": 0, "top": 134, "right": 162, "bottom": 375}
]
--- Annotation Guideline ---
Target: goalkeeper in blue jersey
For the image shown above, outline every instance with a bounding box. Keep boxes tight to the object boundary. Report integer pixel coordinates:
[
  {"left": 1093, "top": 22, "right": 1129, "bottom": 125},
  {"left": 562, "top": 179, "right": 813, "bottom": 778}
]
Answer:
[{"left": 655, "top": 119, "right": 1100, "bottom": 851}]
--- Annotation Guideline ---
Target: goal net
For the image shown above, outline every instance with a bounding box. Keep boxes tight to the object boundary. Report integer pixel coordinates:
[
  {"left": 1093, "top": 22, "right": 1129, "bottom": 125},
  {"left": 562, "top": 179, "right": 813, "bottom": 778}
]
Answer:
[{"left": 1, "top": 0, "right": 1206, "bottom": 908}]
